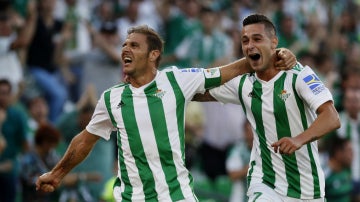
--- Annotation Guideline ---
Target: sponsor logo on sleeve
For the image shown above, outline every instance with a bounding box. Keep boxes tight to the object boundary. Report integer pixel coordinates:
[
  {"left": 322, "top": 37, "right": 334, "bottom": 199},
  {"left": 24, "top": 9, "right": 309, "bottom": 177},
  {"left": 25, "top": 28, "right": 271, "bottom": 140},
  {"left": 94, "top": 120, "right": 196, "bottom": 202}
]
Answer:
[
  {"left": 303, "top": 74, "right": 325, "bottom": 95},
  {"left": 181, "top": 68, "right": 202, "bottom": 73}
]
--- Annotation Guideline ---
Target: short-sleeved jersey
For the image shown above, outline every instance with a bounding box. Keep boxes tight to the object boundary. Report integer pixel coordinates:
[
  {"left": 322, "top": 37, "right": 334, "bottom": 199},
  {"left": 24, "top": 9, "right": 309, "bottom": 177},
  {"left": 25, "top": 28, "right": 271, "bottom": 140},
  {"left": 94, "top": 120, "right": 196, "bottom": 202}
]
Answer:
[
  {"left": 210, "top": 63, "right": 333, "bottom": 199},
  {"left": 86, "top": 66, "right": 221, "bottom": 201}
]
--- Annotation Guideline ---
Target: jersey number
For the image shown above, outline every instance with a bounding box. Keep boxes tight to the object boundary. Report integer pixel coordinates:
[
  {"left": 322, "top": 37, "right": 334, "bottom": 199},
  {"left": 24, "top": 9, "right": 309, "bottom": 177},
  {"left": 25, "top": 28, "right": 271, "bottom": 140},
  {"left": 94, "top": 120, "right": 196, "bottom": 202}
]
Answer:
[{"left": 252, "top": 192, "right": 262, "bottom": 202}]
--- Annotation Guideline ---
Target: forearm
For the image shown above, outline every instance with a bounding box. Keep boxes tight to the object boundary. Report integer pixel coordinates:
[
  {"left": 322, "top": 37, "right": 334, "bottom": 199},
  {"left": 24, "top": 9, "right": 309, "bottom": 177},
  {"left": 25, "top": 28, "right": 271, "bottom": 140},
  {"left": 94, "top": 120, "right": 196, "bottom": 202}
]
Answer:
[
  {"left": 294, "top": 102, "right": 340, "bottom": 146},
  {"left": 218, "top": 57, "right": 251, "bottom": 84},
  {"left": 50, "top": 130, "right": 98, "bottom": 179}
]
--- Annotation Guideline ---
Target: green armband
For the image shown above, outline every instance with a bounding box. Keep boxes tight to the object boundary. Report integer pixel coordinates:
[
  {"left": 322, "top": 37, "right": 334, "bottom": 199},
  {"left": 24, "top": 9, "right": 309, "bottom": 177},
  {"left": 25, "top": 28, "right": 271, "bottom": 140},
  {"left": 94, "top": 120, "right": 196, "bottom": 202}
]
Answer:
[{"left": 204, "top": 68, "right": 221, "bottom": 89}]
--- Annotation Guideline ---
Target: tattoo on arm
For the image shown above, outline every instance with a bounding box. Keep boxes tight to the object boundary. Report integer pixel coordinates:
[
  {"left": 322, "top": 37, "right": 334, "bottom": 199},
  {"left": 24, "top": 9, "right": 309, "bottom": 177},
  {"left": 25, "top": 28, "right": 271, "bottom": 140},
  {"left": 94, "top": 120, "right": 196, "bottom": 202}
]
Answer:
[{"left": 60, "top": 149, "right": 77, "bottom": 170}]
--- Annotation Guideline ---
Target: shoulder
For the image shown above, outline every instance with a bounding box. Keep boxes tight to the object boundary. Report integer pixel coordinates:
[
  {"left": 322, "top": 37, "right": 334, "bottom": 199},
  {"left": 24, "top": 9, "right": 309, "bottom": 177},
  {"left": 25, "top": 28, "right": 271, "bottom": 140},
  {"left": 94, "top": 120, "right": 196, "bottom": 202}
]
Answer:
[
  {"left": 287, "top": 62, "right": 307, "bottom": 75},
  {"left": 161, "top": 66, "right": 204, "bottom": 74},
  {"left": 7, "top": 105, "right": 27, "bottom": 119},
  {"left": 104, "top": 82, "right": 129, "bottom": 93}
]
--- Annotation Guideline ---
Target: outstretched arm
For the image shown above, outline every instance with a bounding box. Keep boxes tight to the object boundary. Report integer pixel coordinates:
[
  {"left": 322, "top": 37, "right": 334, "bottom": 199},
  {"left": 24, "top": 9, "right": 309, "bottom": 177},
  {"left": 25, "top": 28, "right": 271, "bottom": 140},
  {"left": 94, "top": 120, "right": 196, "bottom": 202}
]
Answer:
[
  {"left": 36, "top": 130, "right": 100, "bottom": 192},
  {"left": 271, "top": 101, "right": 340, "bottom": 155}
]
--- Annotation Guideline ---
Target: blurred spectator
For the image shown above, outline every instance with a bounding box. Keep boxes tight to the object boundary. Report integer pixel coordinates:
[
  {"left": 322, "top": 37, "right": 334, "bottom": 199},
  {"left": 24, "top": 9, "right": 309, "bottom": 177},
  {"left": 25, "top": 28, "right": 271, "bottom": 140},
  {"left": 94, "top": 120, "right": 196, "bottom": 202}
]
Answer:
[
  {"left": 116, "top": 0, "right": 159, "bottom": 43},
  {"left": 100, "top": 161, "right": 118, "bottom": 202},
  {"left": 0, "top": 132, "right": 6, "bottom": 155},
  {"left": 273, "top": 12, "right": 305, "bottom": 55},
  {"left": 0, "top": 78, "right": 29, "bottom": 202},
  {"left": 90, "top": 0, "right": 117, "bottom": 31},
  {"left": 336, "top": 88, "right": 360, "bottom": 199},
  {"left": 81, "top": 21, "right": 123, "bottom": 97},
  {"left": 25, "top": 0, "right": 68, "bottom": 123},
  {"left": 173, "top": 6, "right": 233, "bottom": 68},
  {"left": 184, "top": 102, "right": 204, "bottom": 169},
  {"left": 226, "top": 120, "right": 253, "bottom": 202},
  {"left": 199, "top": 102, "right": 245, "bottom": 181},
  {"left": 24, "top": 94, "right": 50, "bottom": 147},
  {"left": 0, "top": 0, "right": 36, "bottom": 99},
  {"left": 56, "top": 86, "right": 115, "bottom": 201},
  {"left": 324, "top": 136, "right": 353, "bottom": 202},
  {"left": 158, "top": 0, "right": 202, "bottom": 68},
  {"left": 56, "top": 0, "right": 92, "bottom": 103},
  {"left": 20, "top": 123, "right": 62, "bottom": 202},
  {"left": 337, "top": 67, "right": 360, "bottom": 111},
  {"left": 313, "top": 53, "right": 341, "bottom": 108}
]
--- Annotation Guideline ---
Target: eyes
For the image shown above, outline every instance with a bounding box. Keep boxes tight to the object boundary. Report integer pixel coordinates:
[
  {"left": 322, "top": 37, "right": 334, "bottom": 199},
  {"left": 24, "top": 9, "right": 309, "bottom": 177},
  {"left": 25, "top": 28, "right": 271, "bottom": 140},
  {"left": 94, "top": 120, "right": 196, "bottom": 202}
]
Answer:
[
  {"left": 241, "top": 36, "right": 263, "bottom": 45},
  {"left": 122, "top": 42, "right": 140, "bottom": 49}
]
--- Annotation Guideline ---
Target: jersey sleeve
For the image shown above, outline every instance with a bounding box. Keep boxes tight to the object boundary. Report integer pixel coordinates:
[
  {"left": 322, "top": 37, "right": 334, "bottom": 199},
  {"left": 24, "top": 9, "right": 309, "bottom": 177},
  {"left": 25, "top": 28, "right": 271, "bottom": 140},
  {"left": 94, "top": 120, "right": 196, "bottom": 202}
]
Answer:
[
  {"left": 295, "top": 66, "right": 334, "bottom": 111},
  {"left": 170, "top": 66, "right": 221, "bottom": 100},
  {"left": 86, "top": 92, "right": 115, "bottom": 140},
  {"left": 209, "top": 76, "right": 242, "bottom": 105}
]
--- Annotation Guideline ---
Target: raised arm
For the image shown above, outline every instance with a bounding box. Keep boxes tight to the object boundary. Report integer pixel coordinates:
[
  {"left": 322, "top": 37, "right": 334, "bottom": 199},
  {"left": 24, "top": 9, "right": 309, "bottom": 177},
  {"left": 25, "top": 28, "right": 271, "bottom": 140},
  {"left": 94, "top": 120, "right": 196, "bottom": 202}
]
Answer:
[
  {"left": 195, "top": 48, "right": 297, "bottom": 102},
  {"left": 217, "top": 47, "right": 297, "bottom": 85},
  {"left": 35, "top": 130, "right": 100, "bottom": 192}
]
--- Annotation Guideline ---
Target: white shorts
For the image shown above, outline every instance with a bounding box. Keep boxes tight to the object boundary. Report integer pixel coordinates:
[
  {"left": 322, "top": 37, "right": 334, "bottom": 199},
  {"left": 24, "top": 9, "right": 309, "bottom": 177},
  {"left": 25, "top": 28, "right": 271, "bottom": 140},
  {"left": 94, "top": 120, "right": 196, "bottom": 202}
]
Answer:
[{"left": 247, "top": 183, "right": 324, "bottom": 202}]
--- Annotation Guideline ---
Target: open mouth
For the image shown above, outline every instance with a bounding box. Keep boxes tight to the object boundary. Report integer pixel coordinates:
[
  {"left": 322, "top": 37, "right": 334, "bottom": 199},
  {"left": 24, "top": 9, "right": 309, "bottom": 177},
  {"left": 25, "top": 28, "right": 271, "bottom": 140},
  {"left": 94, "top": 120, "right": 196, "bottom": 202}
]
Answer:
[
  {"left": 249, "top": 53, "right": 261, "bottom": 61},
  {"left": 123, "top": 57, "right": 132, "bottom": 64}
]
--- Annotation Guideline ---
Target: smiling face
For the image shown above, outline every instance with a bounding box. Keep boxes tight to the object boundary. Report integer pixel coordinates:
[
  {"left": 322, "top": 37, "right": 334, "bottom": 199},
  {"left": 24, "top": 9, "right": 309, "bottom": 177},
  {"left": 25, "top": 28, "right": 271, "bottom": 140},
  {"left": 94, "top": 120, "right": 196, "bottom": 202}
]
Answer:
[{"left": 241, "top": 22, "right": 278, "bottom": 73}]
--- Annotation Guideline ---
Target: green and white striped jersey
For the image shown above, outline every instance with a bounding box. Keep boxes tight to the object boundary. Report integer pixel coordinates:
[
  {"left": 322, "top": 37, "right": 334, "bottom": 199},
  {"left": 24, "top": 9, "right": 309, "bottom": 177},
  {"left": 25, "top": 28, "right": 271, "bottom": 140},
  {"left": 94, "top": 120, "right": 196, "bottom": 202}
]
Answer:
[
  {"left": 210, "top": 63, "right": 333, "bottom": 199},
  {"left": 86, "top": 66, "right": 221, "bottom": 201}
]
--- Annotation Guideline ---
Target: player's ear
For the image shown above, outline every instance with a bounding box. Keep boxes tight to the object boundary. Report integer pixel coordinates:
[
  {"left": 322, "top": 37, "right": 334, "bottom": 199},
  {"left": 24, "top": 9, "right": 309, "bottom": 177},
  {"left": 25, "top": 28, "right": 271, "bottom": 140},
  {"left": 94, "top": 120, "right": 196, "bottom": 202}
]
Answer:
[
  {"left": 271, "top": 36, "right": 278, "bottom": 49},
  {"left": 149, "top": 50, "right": 160, "bottom": 62}
]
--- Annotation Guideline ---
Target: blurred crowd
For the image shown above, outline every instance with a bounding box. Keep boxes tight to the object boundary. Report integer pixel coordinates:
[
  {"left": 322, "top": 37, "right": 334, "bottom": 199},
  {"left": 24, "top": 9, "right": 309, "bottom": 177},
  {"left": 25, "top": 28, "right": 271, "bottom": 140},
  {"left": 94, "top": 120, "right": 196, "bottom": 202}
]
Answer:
[{"left": 0, "top": 0, "right": 359, "bottom": 201}]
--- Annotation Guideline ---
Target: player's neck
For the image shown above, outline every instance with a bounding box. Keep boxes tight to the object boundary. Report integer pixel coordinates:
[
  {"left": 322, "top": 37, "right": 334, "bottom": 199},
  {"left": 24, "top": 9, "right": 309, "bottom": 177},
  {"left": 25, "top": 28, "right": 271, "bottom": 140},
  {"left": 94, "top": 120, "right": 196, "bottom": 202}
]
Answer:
[
  {"left": 128, "top": 68, "right": 157, "bottom": 88},
  {"left": 256, "top": 67, "right": 280, "bottom": 81}
]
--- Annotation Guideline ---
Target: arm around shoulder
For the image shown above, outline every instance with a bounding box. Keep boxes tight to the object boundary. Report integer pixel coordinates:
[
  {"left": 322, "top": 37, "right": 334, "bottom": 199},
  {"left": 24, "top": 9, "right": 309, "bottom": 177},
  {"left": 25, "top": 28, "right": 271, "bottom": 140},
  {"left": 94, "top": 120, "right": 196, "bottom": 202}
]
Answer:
[{"left": 217, "top": 58, "right": 251, "bottom": 85}]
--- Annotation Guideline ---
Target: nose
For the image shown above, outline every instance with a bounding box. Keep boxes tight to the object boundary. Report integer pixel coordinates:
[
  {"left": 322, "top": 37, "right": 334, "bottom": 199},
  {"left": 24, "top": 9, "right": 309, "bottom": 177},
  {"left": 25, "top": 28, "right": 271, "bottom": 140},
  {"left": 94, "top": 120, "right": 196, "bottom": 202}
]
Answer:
[
  {"left": 247, "top": 40, "right": 255, "bottom": 49},
  {"left": 122, "top": 45, "right": 129, "bottom": 52}
]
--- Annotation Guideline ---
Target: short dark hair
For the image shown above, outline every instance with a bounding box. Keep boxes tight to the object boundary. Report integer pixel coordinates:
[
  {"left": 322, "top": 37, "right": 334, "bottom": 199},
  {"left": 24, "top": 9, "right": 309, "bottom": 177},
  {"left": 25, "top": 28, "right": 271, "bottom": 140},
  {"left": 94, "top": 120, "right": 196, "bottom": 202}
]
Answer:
[
  {"left": 100, "top": 21, "right": 118, "bottom": 34},
  {"left": 34, "top": 124, "right": 61, "bottom": 146},
  {"left": 328, "top": 136, "right": 350, "bottom": 158},
  {"left": 0, "top": 78, "right": 12, "bottom": 93},
  {"left": 243, "top": 14, "right": 277, "bottom": 36},
  {"left": 127, "top": 25, "right": 164, "bottom": 67}
]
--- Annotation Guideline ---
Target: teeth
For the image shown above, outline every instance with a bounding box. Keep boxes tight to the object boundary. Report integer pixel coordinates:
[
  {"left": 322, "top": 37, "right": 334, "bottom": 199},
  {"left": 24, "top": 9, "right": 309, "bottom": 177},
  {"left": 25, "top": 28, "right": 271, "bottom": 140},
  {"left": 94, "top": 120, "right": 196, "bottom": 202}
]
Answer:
[{"left": 124, "top": 57, "right": 132, "bottom": 63}]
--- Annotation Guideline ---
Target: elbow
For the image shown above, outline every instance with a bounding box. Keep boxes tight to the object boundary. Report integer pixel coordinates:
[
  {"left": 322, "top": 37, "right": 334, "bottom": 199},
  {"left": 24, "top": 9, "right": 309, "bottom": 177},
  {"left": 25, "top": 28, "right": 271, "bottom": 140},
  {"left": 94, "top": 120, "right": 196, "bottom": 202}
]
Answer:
[{"left": 334, "top": 116, "right": 341, "bottom": 130}]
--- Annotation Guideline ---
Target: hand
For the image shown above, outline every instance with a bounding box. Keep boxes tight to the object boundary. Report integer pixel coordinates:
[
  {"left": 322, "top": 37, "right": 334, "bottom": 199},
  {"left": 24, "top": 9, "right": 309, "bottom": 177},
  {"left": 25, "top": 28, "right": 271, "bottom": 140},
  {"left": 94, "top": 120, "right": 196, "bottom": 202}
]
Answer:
[
  {"left": 271, "top": 137, "right": 302, "bottom": 155},
  {"left": 275, "top": 48, "right": 297, "bottom": 70},
  {"left": 35, "top": 172, "right": 61, "bottom": 193}
]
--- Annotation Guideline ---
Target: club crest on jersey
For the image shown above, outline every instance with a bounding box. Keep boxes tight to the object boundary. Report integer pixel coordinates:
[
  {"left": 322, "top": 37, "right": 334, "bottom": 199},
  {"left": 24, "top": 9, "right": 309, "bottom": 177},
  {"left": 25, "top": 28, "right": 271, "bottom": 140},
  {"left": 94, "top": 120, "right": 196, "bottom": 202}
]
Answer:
[
  {"left": 204, "top": 68, "right": 220, "bottom": 78},
  {"left": 278, "top": 90, "right": 291, "bottom": 101},
  {"left": 303, "top": 74, "right": 325, "bottom": 95},
  {"left": 153, "top": 89, "right": 166, "bottom": 99}
]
